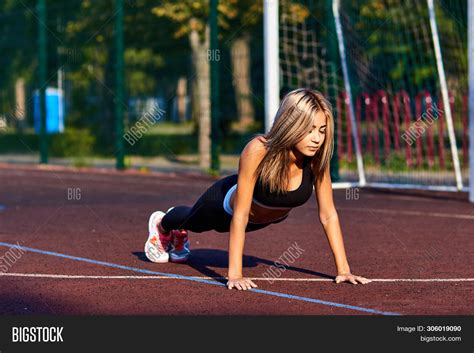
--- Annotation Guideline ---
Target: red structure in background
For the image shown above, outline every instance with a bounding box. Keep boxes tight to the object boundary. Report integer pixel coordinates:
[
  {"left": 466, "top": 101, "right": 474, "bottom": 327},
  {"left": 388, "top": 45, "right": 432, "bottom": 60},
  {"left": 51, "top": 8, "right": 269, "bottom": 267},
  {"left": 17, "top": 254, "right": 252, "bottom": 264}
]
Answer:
[
  {"left": 336, "top": 90, "right": 469, "bottom": 170},
  {"left": 336, "top": 91, "right": 353, "bottom": 163},
  {"left": 369, "top": 92, "right": 381, "bottom": 164},
  {"left": 336, "top": 92, "right": 343, "bottom": 162},
  {"left": 375, "top": 90, "right": 392, "bottom": 162},
  {"left": 415, "top": 91, "right": 435, "bottom": 168},
  {"left": 345, "top": 93, "right": 352, "bottom": 162},
  {"left": 436, "top": 96, "right": 445, "bottom": 169},
  {"left": 393, "top": 90, "right": 413, "bottom": 167},
  {"left": 355, "top": 94, "right": 368, "bottom": 156},
  {"left": 462, "top": 95, "right": 469, "bottom": 167},
  {"left": 357, "top": 93, "right": 372, "bottom": 156}
]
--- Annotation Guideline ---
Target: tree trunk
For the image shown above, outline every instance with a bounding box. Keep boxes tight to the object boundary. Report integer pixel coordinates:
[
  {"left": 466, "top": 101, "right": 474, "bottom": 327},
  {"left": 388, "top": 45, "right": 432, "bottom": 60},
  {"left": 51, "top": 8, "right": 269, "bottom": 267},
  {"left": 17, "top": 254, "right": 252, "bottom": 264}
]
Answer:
[
  {"left": 230, "top": 34, "right": 254, "bottom": 128},
  {"left": 191, "top": 78, "right": 200, "bottom": 131},
  {"left": 189, "top": 23, "right": 211, "bottom": 170},
  {"left": 103, "top": 54, "right": 115, "bottom": 148},
  {"left": 15, "top": 78, "right": 26, "bottom": 131},
  {"left": 176, "top": 77, "right": 187, "bottom": 123}
]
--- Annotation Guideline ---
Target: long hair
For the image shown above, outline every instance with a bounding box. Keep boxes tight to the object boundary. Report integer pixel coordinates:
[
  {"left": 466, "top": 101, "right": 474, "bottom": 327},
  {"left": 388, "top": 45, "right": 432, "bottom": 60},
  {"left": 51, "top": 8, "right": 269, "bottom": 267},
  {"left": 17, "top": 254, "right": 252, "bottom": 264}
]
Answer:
[{"left": 254, "top": 88, "right": 334, "bottom": 194}]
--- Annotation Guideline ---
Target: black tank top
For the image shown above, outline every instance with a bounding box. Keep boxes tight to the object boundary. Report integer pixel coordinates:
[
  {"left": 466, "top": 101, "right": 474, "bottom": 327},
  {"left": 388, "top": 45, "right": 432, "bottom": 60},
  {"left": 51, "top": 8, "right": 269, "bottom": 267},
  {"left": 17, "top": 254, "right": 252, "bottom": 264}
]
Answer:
[{"left": 252, "top": 158, "right": 314, "bottom": 208}]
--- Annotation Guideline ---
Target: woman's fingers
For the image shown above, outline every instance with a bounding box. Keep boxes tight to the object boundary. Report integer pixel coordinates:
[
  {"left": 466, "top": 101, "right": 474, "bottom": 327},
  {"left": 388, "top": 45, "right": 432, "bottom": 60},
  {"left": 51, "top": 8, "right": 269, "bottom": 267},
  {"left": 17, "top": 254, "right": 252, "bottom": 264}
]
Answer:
[
  {"left": 226, "top": 278, "right": 258, "bottom": 290},
  {"left": 335, "top": 274, "right": 372, "bottom": 285},
  {"left": 354, "top": 275, "right": 371, "bottom": 284},
  {"left": 230, "top": 276, "right": 373, "bottom": 289},
  {"left": 248, "top": 280, "right": 258, "bottom": 288},
  {"left": 358, "top": 276, "right": 372, "bottom": 284}
]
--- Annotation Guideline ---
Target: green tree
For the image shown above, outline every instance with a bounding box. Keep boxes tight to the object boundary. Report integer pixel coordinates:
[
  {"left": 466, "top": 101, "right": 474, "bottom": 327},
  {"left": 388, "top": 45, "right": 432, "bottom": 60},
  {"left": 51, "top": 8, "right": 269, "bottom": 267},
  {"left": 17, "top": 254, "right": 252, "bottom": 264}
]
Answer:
[
  {"left": 0, "top": 0, "right": 37, "bottom": 130},
  {"left": 63, "top": 0, "right": 174, "bottom": 148},
  {"left": 152, "top": 0, "right": 238, "bottom": 169},
  {"left": 225, "top": 0, "right": 262, "bottom": 129}
]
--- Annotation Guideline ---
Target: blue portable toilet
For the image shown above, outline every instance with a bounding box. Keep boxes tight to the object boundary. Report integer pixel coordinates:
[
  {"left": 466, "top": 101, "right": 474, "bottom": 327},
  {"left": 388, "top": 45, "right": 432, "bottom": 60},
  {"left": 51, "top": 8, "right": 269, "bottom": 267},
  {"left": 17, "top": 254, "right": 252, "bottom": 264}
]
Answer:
[{"left": 33, "top": 87, "right": 64, "bottom": 134}]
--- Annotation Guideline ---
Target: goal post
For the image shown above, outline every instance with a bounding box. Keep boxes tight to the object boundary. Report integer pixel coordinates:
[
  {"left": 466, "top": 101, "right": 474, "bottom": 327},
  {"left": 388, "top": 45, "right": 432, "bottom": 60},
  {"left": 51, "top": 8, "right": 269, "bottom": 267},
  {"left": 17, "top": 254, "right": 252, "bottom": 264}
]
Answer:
[
  {"left": 427, "top": 0, "right": 463, "bottom": 190},
  {"left": 264, "top": 0, "right": 280, "bottom": 133},
  {"left": 332, "top": 0, "right": 366, "bottom": 187},
  {"left": 469, "top": 0, "right": 474, "bottom": 202},
  {"left": 270, "top": 0, "right": 471, "bottom": 194}
]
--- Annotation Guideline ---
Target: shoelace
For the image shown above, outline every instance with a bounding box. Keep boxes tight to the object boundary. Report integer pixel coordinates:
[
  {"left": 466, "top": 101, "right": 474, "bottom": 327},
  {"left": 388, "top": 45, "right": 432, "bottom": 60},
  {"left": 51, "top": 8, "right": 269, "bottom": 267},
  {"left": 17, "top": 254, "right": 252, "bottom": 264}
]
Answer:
[{"left": 172, "top": 230, "right": 188, "bottom": 250}]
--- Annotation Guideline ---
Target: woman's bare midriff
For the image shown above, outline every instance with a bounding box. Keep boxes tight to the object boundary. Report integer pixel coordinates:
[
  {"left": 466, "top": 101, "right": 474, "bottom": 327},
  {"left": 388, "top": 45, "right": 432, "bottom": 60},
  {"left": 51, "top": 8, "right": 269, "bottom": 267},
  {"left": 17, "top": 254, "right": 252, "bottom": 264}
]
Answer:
[{"left": 229, "top": 191, "right": 291, "bottom": 223}]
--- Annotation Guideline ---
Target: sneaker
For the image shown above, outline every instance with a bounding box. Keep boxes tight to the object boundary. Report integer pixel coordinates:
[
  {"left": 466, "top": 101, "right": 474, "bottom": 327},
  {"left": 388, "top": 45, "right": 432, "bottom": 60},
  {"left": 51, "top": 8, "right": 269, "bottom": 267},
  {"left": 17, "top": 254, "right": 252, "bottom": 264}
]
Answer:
[
  {"left": 169, "top": 229, "right": 190, "bottom": 262},
  {"left": 144, "top": 211, "right": 172, "bottom": 263}
]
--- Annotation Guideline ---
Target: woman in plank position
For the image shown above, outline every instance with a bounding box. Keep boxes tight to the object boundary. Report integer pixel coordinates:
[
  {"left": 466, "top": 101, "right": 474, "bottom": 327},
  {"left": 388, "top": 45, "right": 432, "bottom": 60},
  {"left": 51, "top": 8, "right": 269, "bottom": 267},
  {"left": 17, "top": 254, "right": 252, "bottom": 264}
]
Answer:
[{"left": 144, "top": 88, "right": 371, "bottom": 290}]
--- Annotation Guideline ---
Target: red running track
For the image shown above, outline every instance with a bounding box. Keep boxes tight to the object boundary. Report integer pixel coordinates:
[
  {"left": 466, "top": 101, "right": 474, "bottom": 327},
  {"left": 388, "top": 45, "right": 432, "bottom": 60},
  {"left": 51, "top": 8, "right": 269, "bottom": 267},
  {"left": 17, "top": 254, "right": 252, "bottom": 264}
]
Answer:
[{"left": 0, "top": 164, "right": 473, "bottom": 315}]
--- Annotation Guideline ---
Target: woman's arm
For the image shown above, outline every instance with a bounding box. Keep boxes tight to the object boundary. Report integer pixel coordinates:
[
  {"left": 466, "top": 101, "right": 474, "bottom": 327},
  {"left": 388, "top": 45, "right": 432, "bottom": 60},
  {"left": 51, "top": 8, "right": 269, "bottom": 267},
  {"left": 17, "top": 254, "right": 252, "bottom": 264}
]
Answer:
[
  {"left": 227, "top": 137, "right": 266, "bottom": 290},
  {"left": 315, "top": 166, "right": 371, "bottom": 285}
]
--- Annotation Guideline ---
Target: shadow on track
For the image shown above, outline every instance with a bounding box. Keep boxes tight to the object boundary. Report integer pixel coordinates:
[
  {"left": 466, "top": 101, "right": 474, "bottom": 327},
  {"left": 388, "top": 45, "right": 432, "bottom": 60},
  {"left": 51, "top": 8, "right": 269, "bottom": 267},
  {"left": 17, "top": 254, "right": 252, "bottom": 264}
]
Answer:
[{"left": 133, "top": 248, "right": 333, "bottom": 283}]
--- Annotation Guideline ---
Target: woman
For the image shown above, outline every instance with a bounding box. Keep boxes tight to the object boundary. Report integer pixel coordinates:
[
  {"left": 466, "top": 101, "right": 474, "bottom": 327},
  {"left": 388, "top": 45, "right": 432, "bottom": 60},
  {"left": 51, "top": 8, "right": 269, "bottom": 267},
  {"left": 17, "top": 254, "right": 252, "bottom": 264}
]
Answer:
[{"left": 144, "top": 88, "right": 371, "bottom": 290}]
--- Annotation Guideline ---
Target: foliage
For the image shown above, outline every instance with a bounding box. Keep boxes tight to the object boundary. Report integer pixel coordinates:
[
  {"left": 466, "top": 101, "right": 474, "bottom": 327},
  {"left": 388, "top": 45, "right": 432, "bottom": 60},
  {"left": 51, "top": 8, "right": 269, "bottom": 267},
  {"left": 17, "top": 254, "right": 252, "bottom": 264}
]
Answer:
[{"left": 50, "top": 128, "right": 95, "bottom": 157}]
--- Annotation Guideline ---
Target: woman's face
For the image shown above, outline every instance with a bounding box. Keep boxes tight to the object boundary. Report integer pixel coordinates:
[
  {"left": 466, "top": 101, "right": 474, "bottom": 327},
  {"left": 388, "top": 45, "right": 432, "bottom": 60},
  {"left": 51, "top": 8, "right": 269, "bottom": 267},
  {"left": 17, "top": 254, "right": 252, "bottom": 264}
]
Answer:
[{"left": 294, "top": 111, "right": 327, "bottom": 157}]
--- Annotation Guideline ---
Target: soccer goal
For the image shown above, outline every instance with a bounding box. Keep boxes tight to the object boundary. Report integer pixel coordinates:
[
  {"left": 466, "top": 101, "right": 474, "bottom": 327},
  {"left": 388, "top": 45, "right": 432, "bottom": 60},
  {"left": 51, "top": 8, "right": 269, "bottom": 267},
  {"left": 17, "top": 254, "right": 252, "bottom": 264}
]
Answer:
[{"left": 264, "top": 0, "right": 472, "bottom": 199}]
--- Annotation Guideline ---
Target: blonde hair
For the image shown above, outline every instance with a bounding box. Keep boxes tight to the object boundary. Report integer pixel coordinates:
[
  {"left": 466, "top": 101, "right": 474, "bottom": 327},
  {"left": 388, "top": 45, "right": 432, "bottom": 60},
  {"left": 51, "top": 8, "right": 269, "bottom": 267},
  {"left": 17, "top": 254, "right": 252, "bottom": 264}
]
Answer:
[{"left": 254, "top": 88, "right": 334, "bottom": 194}]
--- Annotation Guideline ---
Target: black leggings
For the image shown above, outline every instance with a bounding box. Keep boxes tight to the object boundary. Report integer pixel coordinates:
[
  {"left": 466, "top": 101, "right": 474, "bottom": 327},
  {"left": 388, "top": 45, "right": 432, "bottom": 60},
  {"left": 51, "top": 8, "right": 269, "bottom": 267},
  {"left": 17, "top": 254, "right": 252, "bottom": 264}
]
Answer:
[{"left": 160, "top": 174, "right": 288, "bottom": 233}]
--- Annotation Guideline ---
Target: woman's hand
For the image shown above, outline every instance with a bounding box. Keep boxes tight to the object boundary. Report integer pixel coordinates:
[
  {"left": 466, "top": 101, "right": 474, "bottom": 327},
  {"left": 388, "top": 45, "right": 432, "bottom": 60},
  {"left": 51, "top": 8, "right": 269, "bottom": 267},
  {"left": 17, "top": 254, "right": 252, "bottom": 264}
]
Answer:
[
  {"left": 335, "top": 273, "right": 372, "bottom": 285},
  {"left": 227, "top": 277, "right": 258, "bottom": 290}
]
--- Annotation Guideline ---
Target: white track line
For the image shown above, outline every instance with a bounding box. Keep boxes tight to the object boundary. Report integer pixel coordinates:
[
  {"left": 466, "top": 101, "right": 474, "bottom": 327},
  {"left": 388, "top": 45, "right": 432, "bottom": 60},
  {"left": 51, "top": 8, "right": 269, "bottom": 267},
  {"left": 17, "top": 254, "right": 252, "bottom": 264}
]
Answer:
[
  {"left": 1, "top": 273, "right": 473, "bottom": 282},
  {"left": 340, "top": 206, "right": 474, "bottom": 220}
]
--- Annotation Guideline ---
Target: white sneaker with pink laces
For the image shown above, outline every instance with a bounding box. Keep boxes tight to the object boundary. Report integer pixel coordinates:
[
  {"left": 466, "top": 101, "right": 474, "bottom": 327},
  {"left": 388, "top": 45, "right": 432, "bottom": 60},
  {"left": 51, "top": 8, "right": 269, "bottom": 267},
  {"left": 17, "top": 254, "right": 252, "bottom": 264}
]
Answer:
[
  {"left": 164, "top": 207, "right": 191, "bottom": 262},
  {"left": 169, "top": 229, "right": 190, "bottom": 262},
  {"left": 144, "top": 211, "right": 172, "bottom": 263}
]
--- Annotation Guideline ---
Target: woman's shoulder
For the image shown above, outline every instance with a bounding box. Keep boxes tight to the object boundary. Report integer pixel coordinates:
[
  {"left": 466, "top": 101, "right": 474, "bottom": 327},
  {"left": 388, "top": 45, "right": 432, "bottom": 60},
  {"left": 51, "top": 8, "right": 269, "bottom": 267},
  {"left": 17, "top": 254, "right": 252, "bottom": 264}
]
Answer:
[
  {"left": 243, "top": 135, "right": 267, "bottom": 155},
  {"left": 239, "top": 136, "right": 268, "bottom": 170},
  {"left": 254, "top": 135, "right": 267, "bottom": 144}
]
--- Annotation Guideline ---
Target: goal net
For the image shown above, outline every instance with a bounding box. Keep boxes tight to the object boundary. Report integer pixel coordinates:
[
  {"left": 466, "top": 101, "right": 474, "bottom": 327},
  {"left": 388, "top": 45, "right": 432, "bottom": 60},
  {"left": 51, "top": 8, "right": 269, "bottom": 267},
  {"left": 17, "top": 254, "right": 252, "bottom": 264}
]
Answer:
[{"left": 279, "top": 0, "right": 469, "bottom": 190}]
